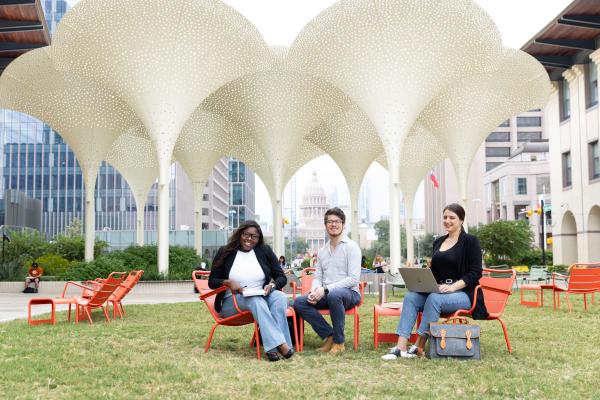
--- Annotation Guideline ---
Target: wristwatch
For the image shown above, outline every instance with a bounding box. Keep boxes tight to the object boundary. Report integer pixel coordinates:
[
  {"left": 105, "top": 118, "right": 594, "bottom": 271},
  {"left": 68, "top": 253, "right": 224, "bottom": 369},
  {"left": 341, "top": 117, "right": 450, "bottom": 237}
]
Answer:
[{"left": 323, "top": 287, "right": 329, "bottom": 296}]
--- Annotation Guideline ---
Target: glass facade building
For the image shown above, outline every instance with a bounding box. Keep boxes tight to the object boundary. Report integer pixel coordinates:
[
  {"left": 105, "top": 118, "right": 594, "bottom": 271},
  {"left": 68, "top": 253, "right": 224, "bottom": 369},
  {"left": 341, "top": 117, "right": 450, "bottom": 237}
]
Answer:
[
  {"left": 228, "top": 159, "right": 255, "bottom": 228},
  {"left": 0, "top": 1, "right": 182, "bottom": 237}
]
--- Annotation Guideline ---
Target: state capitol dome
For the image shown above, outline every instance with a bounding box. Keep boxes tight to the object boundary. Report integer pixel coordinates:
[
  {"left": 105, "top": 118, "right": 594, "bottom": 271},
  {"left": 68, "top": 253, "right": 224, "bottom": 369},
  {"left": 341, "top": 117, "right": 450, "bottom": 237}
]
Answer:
[{"left": 299, "top": 171, "right": 330, "bottom": 253}]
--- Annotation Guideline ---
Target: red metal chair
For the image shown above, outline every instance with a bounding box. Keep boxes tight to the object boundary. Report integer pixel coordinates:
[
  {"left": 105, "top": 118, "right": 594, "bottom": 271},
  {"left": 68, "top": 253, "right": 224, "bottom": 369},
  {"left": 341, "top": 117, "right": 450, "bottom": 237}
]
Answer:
[
  {"left": 28, "top": 272, "right": 127, "bottom": 325},
  {"left": 552, "top": 263, "right": 600, "bottom": 312},
  {"left": 373, "top": 303, "right": 421, "bottom": 350},
  {"left": 85, "top": 270, "right": 145, "bottom": 319},
  {"left": 449, "top": 267, "right": 516, "bottom": 353},
  {"left": 289, "top": 267, "right": 367, "bottom": 351},
  {"left": 192, "top": 271, "right": 299, "bottom": 360}
]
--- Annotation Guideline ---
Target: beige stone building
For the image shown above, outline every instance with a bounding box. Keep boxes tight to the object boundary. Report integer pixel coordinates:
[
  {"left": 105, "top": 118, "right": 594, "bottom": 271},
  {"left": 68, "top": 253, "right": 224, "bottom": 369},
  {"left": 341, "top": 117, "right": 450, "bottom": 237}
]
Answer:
[
  {"left": 483, "top": 141, "right": 552, "bottom": 247},
  {"left": 521, "top": 0, "right": 600, "bottom": 265}
]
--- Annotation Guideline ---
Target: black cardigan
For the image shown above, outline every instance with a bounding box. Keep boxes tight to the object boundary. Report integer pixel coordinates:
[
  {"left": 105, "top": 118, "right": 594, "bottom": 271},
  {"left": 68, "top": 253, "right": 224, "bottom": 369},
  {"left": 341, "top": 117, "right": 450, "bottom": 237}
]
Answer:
[
  {"left": 432, "top": 231, "right": 489, "bottom": 320},
  {"left": 208, "top": 244, "right": 287, "bottom": 313}
]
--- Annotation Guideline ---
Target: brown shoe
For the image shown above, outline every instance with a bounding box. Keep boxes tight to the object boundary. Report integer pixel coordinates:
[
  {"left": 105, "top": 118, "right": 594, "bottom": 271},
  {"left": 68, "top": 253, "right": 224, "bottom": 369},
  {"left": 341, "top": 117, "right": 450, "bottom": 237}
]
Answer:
[
  {"left": 329, "top": 343, "right": 345, "bottom": 354},
  {"left": 316, "top": 336, "right": 334, "bottom": 352}
]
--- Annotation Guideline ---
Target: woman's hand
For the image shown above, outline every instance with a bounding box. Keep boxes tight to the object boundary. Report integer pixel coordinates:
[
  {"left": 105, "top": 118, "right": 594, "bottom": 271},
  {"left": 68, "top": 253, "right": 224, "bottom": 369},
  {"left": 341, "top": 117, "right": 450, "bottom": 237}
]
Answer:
[
  {"left": 224, "top": 280, "right": 243, "bottom": 294},
  {"left": 264, "top": 283, "right": 275, "bottom": 295},
  {"left": 438, "top": 284, "right": 456, "bottom": 293}
]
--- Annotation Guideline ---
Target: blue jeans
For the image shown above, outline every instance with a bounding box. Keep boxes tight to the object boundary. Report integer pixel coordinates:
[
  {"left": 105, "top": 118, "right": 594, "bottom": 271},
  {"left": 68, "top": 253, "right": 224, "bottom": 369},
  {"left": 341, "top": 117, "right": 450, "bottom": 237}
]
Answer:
[
  {"left": 396, "top": 291, "right": 471, "bottom": 338},
  {"left": 294, "top": 288, "right": 361, "bottom": 344},
  {"left": 220, "top": 290, "right": 292, "bottom": 352}
]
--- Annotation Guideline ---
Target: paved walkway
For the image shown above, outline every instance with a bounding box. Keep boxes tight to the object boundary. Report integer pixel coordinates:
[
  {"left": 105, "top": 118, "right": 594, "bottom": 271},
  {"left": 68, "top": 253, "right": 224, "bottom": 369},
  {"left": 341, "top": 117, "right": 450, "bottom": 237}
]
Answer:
[{"left": 0, "top": 292, "right": 199, "bottom": 323}]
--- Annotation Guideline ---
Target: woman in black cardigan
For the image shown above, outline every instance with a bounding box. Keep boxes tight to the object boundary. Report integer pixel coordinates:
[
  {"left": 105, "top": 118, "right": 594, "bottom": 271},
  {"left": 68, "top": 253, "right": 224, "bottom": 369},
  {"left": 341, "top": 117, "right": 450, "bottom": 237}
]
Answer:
[
  {"left": 209, "top": 220, "right": 293, "bottom": 361},
  {"left": 382, "top": 203, "right": 488, "bottom": 360}
]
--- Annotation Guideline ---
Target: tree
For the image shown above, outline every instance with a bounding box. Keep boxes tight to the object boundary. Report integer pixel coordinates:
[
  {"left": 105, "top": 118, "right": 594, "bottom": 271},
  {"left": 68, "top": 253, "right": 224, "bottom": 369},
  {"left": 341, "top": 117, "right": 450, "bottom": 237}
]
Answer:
[
  {"left": 284, "top": 238, "right": 309, "bottom": 262},
  {"left": 416, "top": 233, "right": 435, "bottom": 259},
  {"left": 470, "top": 220, "right": 533, "bottom": 266}
]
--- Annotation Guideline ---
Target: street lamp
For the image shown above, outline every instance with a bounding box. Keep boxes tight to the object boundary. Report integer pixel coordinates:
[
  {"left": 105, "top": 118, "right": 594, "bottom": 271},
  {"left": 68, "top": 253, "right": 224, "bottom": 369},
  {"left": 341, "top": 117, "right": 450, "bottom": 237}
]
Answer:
[{"left": 229, "top": 209, "right": 237, "bottom": 227}]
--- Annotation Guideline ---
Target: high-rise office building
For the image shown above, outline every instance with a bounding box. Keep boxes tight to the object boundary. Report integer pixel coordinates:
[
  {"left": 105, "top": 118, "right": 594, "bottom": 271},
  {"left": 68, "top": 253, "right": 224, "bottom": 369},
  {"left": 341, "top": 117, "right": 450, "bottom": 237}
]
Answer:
[{"left": 228, "top": 159, "right": 255, "bottom": 229}]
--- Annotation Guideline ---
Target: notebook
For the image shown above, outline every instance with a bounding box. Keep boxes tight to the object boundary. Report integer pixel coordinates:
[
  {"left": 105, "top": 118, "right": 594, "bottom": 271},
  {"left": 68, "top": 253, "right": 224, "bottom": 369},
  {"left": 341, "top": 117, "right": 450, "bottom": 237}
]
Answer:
[{"left": 242, "top": 288, "right": 265, "bottom": 297}]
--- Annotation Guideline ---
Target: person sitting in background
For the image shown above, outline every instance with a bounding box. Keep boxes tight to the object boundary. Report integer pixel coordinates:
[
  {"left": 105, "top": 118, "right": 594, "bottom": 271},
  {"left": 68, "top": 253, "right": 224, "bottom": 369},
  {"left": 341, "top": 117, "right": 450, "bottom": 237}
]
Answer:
[
  {"left": 24, "top": 262, "right": 44, "bottom": 293},
  {"left": 373, "top": 255, "right": 385, "bottom": 273}
]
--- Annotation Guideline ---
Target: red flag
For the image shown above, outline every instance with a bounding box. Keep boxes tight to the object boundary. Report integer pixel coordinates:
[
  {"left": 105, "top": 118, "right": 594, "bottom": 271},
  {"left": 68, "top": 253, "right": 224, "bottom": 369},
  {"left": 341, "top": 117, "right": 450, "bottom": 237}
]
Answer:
[{"left": 429, "top": 169, "right": 439, "bottom": 188}]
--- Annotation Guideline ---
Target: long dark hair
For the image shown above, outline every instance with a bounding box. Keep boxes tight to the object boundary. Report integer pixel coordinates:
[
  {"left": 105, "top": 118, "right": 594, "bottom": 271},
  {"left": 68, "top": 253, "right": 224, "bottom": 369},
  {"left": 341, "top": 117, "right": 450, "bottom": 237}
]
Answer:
[{"left": 213, "top": 220, "right": 264, "bottom": 268}]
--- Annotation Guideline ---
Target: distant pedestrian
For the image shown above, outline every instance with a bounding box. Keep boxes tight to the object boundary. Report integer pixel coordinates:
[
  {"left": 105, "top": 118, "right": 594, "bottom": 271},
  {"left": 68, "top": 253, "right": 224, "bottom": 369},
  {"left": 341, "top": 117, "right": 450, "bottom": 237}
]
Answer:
[{"left": 24, "top": 262, "right": 43, "bottom": 293}]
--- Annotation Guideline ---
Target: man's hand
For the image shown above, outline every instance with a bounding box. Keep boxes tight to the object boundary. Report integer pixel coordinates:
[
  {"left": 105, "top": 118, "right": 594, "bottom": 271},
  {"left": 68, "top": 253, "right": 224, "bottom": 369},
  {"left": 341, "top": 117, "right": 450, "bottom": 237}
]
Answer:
[{"left": 307, "top": 287, "right": 326, "bottom": 304}]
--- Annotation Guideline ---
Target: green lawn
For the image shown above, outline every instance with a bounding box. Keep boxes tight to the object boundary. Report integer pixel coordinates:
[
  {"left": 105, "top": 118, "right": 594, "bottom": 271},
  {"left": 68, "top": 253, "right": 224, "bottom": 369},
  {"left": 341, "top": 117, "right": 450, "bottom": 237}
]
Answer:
[{"left": 1, "top": 291, "right": 599, "bottom": 399}]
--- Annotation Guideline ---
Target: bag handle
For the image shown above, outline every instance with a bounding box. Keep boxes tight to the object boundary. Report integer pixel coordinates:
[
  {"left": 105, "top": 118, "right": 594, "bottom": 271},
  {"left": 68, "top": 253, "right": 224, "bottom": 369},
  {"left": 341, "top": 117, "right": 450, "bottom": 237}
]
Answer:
[{"left": 442, "top": 316, "right": 470, "bottom": 325}]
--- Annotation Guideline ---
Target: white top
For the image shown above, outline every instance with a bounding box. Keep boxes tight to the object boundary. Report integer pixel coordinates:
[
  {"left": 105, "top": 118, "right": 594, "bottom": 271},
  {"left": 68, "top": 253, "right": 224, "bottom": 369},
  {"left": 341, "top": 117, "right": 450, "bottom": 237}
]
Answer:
[{"left": 228, "top": 249, "right": 266, "bottom": 291}]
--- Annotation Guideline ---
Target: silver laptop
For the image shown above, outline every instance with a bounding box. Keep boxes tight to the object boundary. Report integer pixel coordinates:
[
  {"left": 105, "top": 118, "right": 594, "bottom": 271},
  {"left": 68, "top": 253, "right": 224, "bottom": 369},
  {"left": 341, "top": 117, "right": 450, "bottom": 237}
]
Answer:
[{"left": 398, "top": 268, "right": 440, "bottom": 293}]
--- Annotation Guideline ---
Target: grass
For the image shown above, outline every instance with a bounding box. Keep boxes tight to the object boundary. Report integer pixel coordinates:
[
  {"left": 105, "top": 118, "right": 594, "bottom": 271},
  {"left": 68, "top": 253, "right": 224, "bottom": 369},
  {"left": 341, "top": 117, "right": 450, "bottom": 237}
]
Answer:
[{"left": 1, "top": 291, "right": 600, "bottom": 399}]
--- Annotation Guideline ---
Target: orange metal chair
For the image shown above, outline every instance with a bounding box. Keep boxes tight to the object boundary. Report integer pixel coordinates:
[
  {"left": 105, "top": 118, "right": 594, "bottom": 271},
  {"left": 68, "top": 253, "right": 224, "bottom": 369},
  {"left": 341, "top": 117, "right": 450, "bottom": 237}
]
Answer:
[
  {"left": 289, "top": 267, "right": 367, "bottom": 351},
  {"left": 28, "top": 272, "right": 127, "bottom": 325},
  {"left": 86, "top": 270, "right": 145, "bottom": 319},
  {"left": 192, "top": 271, "right": 299, "bottom": 360},
  {"left": 448, "top": 267, "right": 516, "bottom": 353},
  {"left": 552, "top": 263, "right": 600, "bottom": 312},
  {"left": 373, "top": 303, "right": 421, "bottom": 350}
]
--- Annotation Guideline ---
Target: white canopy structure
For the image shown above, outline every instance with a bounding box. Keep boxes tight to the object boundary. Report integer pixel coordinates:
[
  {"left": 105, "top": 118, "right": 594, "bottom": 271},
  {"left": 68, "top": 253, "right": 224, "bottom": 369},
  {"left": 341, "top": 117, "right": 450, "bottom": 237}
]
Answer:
[
  {"left": 287, "top": 0, "right": 504, "bottom": 271},
  {"left": 201, "top": 49, "right": 353, "bottom": 256},
  {"left": 174, "top": 111, "right": 249, "bottom": 255},
  {"left": 105, "top": 131, "right": 159, "bottom": 247},
  {"left": 0, "top": 0, "right": 552, "bottom": 275},
  {"left": 0, "top": 47, "right": 139, "bottom": 261},
  {"left": 306, "top": 105, "right": 384, "bottom": 244},
  {"left": 50, "top": 0, "right": 272, "bottom": 274}
]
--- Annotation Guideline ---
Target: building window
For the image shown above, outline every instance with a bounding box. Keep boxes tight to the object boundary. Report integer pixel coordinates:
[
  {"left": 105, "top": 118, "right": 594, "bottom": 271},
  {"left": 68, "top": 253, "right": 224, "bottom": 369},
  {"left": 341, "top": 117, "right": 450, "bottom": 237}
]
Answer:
[
  {"left": 517, "top": 131, "right": 542, "bottom": 142},
  {"left": 562, "top": 151, "right": 572, "bottom": 188},
  {"left": 498, "top": 119, "right": 510, "bottom": 127},
  {"left": 587, "top": 62, "right": 598, "bottom": 108},
  {"left": 536, "top": 176, "right": 551, "bottom": 194},
  {"left": 202, "top": 208, "right": 208, "bottom": 216},
  {"left": 485, "top": 147, "right": 511, "bottom": 157},
  {"left": 230, "top": 183, "right": 243, "bottom": 206},
  {"left": 516, "top": 116, "right": 542, "bottom": 127},
  {"left": 560, "top": 79, "right": 570, "bottom": 121},
  {"left": 485, "top": 162, "right": 502, "bottom": 172},
  {"left": 515, "top": 177, "right": 527, "bottom": 195},
  {"left": 486, "top": 132, "right": 510, "bottom": 142},
  {"left": 590, "top": 141, "right": 600, "bottom": 180}
]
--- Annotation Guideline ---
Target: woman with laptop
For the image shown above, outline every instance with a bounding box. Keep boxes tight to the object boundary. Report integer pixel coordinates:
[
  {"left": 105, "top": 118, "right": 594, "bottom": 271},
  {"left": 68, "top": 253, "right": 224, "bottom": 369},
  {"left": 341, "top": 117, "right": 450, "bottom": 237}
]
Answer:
[
  {"left": 382, "top": 203, "right": 488, "bottom": 360},
  {"left": 209, "top": 220, "right": 294, "bottom": 361}
]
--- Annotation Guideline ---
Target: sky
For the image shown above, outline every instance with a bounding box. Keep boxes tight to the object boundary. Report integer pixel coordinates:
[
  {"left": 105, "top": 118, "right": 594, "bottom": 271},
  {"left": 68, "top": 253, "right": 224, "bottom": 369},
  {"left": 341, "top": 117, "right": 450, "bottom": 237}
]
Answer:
[{"left": 64, "top": 0, "right": 573, "bottom": 227}]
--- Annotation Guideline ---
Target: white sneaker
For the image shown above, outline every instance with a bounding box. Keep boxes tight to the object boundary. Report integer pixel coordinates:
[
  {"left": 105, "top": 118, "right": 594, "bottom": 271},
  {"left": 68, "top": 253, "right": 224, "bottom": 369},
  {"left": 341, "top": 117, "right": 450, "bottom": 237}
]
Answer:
[
  {"left": 407, "top": 345, "right": 419, "bottom": 355},
  {"left": 381, "top": 347, "right": 417, "bottom": 361}
]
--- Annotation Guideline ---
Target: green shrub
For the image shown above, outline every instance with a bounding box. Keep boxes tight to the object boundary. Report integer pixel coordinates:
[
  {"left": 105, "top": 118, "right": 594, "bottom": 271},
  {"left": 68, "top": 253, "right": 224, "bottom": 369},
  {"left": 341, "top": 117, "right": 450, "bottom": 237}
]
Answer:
[
  {"left": 34, "top": 254, "right": 74, "bottom": 276},
  {"left": 513, "top": 249, "right": 553, "bottom": 267},
  {"left": 547, "top": 264, "right": 569, "bottom": 274},
  {"left": 0, "top": 260, "right": 27, "bottom": 281},
  {"left": 49, "top": 235, "right": 109, "bottom": 261},
  {"left": 101, "top": 245, "right": 204, "bottom": 280},
  {"left": 301, "top": 259, "right": 311, "bottom": 270},
  {"left": 0, "top": 231, "right": 49, "bottom": 266},
  {"left": 60, "top": 256, "right": 126, "bottom": 281}
]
